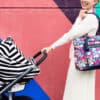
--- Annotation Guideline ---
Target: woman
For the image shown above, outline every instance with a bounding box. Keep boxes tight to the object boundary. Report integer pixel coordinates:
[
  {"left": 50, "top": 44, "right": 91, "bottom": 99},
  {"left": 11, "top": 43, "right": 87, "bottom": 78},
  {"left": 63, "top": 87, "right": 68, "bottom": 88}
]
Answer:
[{"left": 42, "top": 0, "right": 99, "bottom": 100}]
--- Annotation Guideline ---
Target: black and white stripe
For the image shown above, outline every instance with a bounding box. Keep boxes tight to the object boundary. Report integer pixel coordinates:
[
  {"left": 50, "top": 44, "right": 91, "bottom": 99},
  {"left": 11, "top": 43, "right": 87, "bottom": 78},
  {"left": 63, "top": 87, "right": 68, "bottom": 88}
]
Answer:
[{"left": 0, "top": 37, "right": 40, "bottom": 87}]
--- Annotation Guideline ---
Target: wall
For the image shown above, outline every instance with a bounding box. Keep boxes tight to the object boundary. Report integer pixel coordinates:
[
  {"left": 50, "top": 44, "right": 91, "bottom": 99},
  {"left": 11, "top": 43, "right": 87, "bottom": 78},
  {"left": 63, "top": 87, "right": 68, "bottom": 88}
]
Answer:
[{"left": 0, "top": 0, "right": 100, "bottom": 100}]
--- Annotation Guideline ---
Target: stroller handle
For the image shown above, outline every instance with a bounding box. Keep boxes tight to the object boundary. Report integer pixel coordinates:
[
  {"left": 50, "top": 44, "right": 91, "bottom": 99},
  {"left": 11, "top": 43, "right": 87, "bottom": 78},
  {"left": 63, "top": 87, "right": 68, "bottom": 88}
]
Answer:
[{"left": 33, "top": 51, "right": 47, "bottom": 66}]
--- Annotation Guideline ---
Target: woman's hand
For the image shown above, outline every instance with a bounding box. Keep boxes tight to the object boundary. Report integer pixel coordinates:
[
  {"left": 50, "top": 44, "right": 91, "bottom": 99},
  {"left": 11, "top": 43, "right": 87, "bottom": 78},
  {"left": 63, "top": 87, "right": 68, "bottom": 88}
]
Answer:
[
  {"left": 41, "top": 46, "right": 53, "bottom": 53},
  {"left": 78, "top": 9, "right": 88, "bottom": 19}
]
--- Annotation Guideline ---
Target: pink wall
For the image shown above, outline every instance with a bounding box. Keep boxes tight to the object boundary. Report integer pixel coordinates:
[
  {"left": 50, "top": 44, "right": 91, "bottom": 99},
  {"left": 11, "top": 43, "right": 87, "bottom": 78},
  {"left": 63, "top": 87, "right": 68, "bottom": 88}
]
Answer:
[
  {"left": 0, "top": 0, "right": 100, "bottom": 100},
  {"left": 0, "top": 7, "right": 71, "bottom": 100},
  {"left": 0, "top": 0, "right": 57, "bottom": 7}
]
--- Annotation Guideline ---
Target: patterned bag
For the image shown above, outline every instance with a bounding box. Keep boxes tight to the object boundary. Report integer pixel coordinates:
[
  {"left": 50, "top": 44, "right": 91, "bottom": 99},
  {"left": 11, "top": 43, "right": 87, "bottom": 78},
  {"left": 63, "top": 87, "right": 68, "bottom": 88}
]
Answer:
[
  {"left": 73, "top": 35, "right": 100, "bottom": 71},
  {"left": 73, "top": 13, "right": 100, "bottom": 71}
]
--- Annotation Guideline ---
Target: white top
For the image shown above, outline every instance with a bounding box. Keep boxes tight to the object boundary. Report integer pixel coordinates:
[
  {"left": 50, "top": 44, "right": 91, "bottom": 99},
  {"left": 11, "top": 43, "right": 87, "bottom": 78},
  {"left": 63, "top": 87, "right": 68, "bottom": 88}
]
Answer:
[{"left": 51, "top": 10, "right": 99, "bottom": 49}]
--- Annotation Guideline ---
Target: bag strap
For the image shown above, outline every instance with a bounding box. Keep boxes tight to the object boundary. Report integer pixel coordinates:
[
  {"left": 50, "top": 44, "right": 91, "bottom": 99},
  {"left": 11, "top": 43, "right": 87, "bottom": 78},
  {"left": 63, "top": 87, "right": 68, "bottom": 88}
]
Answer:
[
  {"left": 83, "top": 13, "right": 100, "bottom": 51},
  {"left": 88, "top": 13, "right": 100, "bottom": 35}
]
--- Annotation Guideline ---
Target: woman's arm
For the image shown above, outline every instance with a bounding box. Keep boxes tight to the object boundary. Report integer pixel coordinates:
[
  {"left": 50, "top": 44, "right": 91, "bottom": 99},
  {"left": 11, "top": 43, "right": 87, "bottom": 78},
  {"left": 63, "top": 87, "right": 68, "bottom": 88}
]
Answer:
[{"left": 51, "top": 14, "right": 98, "bottom": 49}]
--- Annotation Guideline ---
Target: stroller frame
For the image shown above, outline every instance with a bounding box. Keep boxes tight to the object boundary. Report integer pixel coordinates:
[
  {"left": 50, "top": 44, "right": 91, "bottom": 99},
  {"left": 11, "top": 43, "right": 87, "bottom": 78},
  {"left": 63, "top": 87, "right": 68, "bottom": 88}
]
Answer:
[{"left": 0, "top": 51, "right": 47, "bottom": 100}]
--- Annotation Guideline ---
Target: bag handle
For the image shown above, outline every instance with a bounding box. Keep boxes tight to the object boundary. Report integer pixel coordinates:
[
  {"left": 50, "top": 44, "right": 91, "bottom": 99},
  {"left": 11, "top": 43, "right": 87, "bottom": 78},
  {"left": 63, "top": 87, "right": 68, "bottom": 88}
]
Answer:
[
  {"left": 83, "top": 13, "right": 100, "bottom": 51},
  {"left": 84, "top": 36, "right": 89, "bottom": 51}
]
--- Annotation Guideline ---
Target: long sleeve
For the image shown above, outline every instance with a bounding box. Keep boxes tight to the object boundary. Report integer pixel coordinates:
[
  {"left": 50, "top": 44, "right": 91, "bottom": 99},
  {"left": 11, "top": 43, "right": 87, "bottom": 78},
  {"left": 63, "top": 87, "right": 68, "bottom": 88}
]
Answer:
[
  {"left": 51, "top": 14, "right": 98, "bottom": 49},
  {"left": 72, "top": 17, "right": 82, "bottom": 27}
]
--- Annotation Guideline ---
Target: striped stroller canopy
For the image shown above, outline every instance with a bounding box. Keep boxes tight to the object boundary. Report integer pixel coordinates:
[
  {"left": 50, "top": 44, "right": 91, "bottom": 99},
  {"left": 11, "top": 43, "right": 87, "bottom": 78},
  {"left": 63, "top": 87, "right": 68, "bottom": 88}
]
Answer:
[{"left": 0, "top": 37, "right": 40, "bottom": 88}]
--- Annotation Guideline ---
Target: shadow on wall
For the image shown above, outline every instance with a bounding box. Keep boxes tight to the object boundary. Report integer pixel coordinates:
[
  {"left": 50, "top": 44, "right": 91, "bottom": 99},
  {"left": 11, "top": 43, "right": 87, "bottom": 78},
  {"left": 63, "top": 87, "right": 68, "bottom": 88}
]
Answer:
[
  {"left": 54, "top": 0, "right": 81, "bottom": 23},
  {"left": 54, "top": 0, "right": 100, "bottom": 23},
  {"left": 54, "top": 0, "right": 100, "bottom": 35}
]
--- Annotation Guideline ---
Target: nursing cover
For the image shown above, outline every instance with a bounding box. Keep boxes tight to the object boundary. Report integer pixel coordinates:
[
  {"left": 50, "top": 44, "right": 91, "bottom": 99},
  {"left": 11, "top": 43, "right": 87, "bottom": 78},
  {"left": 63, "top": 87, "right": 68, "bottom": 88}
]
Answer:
[{"left": 0, "top": 37, "right": 40, "bottom": 88}]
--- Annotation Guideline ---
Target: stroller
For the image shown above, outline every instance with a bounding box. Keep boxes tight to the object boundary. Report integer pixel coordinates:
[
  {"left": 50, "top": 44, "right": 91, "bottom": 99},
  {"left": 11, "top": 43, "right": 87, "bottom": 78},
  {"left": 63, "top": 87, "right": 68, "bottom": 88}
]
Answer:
[{"left": 0, "top": 37, "right": 47, "bottom": 100}]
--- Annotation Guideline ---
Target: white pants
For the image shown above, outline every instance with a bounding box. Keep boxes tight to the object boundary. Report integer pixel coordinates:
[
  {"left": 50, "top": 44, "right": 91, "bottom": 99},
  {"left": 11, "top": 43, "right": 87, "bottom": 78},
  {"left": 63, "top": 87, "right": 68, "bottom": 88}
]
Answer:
[{"left": 63, "top": 59, "right": 96, "bottom": 100}]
